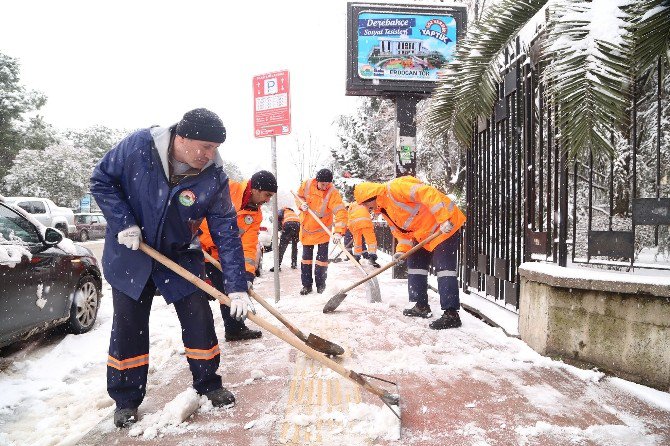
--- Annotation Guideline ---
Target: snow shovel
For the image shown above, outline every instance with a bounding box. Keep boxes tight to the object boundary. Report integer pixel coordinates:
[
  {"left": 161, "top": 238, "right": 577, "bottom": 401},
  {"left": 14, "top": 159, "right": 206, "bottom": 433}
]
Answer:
[
  {"left": 292, "top": 191, "right": 381, "bottom": 303},
  {"left": 329, "top": 239, "right": 353, "bottom": 263},
  {"left": 202, "top": 250, "right": 345, "bottom": 356},
  {"left": 139, "top": 242, "right": 400, "bottom": 418},
  {"left": 323, "top": 230, "right": 444, "bottom": 313}
]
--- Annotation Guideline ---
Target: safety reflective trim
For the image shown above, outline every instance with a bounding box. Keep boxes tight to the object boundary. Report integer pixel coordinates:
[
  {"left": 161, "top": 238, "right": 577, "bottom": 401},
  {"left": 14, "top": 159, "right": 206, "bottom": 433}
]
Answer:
[
  {"left": 315, "top": 260, "right": 329, "bottom": 267},
  {"left": 332, "top": 205, "right": 345, "bottom": 213},
  {"left": 353, "top": 246, "right": 363, "bottom": 254},
  {"left": 397, "top": 239, "right": 414, "bottom": 247},
  {"left": 436, "top": 269, "right": 458, "bottom": 277},
  {"left": 317, "top": 188, "right": 334, "bottom": 217},
  {"left": 301, "top": 259, "right": 313, "bottom": 264},
  {"left": 408, "top": 268, "right": 429, "bottom": 276},
  {"left": 386, "top": 184, "right": 416, "bottom": 214},
  {"left": 430, "top": 202, "right": 445, "bottom": 214},
  {"left": 447, "top": 202, "right": 455, "bottom": 212},
  {"left": 107, "top": 353, "right": 149, "bottom": 371},
  {"left": 245, "top": 257, "right": 257, "bottom": 267},
  {"left": 185, "top": 344, "right": 221, "bottom": 361},
  {"left": 301, "top": 226, "right": 325, "bottom": 234},
  {"left": 409, "top": 183, "right": 421, "bottom": 202},
  {"left": 334, "top": 222, "right": 346, "bottom": 228},
  {"left": 284, "top": 215, "right": 300, "bottom": 222},
  {"left": 349, "top": 217, "right": 369, "bottom": 224},
  {"left": 428, "top": 222, "right": 439, "bottom": 234}
]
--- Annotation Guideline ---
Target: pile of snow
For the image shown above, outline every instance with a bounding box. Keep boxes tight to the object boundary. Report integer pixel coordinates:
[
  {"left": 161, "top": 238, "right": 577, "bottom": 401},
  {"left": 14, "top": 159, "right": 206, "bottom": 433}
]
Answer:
[{"left": 0, "top": 244, "right": 31, "bottom": 267}]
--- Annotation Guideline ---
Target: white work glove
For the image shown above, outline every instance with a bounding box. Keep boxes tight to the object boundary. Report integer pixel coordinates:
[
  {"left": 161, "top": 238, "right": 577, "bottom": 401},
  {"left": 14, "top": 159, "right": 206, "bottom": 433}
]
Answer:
[
  {"left": 117, "top": 225, "right": 142, "bottom": 250},
  {"left": 332, "top": 233, "right": 342, "bottom": 245},
  {"left": 440, "top": 220, "right": 454, "bottom": 234},
  {"left": 300, "top": 203, "right": 309, "bottom": 212},
  {"left": 247, "top": 281, "right": 253, "bottom": 290},
  {"left": 392, "top": 252, "right": 405, "bottom": 264},
  {"left": 228, "top": 292, "right": 249, "bottom": 321}
]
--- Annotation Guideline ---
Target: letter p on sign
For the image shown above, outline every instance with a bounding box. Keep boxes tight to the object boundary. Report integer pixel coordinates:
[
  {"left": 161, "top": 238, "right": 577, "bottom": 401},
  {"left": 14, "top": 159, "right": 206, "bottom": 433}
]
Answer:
[{"left": 264, "top": 78, "right": 278, "bottom": 95}]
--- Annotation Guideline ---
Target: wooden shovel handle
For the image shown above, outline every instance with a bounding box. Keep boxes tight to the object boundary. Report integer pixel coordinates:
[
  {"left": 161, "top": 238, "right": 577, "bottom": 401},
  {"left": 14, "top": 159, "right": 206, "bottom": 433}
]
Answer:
[
  {"left": 291, "top": 191, "right": 369, "bottom": 276},
  {"left": 202, "top": 250, "right": 308, "bottom": 343},
  {"left": 337, "top": 230, "right": 444, "bottom": 296},
  {"left": 138, "top": 242, "right": 389, "bottom": 400}
]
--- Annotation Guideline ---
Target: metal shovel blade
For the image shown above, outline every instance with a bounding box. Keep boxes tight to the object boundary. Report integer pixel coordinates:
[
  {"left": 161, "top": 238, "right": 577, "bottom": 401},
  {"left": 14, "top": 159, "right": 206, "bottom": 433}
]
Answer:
[
  {"left": 323, "top": 292, "right": 347, "bottom": 313},
  {"left": 306, "top": 333, "right": 345, "bottom": 356}
]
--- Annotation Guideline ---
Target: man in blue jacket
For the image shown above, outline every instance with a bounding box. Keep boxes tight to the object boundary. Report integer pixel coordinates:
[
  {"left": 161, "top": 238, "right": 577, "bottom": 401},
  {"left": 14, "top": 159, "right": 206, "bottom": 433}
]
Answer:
[{"left": 91, "top": 108, "right": 250, "bottom": 428}]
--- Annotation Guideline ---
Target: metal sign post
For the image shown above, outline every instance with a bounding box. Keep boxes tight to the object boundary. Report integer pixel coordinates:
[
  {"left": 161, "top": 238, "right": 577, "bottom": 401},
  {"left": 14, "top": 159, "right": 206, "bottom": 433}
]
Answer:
[{"left": 253, "top": 70, "right": 291, "bottom": 302}]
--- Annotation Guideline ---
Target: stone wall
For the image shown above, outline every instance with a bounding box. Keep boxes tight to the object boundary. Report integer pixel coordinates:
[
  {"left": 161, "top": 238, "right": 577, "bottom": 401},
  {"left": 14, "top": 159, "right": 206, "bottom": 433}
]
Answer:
[{"left": 518, "top": 262, "right": 670, "bottom": 390}]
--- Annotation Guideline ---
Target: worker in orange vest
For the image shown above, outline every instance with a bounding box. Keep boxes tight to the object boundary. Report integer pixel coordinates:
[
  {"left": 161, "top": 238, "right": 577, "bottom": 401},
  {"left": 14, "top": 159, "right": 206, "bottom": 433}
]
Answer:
[
  {"left": 200, "top": 170, "right": 276, "bottom": 341},
  {"left": 296, "top": 168, "right": 347, "bottom": 295},
  {"left": 354, "top": 176, "right": 466, "bottom": 329},
  {"left": 347, "top": 202, "right": 380, "bottom": 267},
  {"left": 270, "top": 207, "right": 300, "bottom": 271}
]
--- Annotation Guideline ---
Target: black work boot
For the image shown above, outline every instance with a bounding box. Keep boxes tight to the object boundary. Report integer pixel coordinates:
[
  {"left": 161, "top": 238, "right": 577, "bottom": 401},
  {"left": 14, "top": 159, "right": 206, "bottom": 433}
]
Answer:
[
  {"left": 291, "top": 264, "right": 297, "bottom": 269},
  {"left": 316, "top": 284, "right": 326, "bottom": 294},
  {"left": 225, "top": 326, "right": 262, "bottom": 342},
  {"left": 402, "top": 303, "right": 433, "bottom": 318},
  {"left": 300, "top": 286, "right": 313, "bottom": 295},
  {"left": 203, "top": 387, "right": 236, "bottom": 407},
  {"left": 114, "top": 407, "right": 138, "bottom": 428},
  {"left": 269, "top": 266, "right": 281, "bottom": 272},
  {"left": 429, "top": 309, "right": 462, "bottom": 329}
]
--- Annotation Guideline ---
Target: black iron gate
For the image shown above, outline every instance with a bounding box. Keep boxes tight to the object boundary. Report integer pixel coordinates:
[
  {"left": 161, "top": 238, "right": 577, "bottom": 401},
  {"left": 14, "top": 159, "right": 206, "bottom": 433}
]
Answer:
[{"left": 463, "top": 37, "right": 669, "bottom": 311}]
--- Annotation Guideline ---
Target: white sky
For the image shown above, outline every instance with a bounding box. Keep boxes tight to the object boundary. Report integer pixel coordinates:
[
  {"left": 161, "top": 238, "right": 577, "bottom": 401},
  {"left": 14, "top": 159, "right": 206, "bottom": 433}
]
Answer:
[{"left": 0, "top": 0, "right": 362, "bottom": 183}]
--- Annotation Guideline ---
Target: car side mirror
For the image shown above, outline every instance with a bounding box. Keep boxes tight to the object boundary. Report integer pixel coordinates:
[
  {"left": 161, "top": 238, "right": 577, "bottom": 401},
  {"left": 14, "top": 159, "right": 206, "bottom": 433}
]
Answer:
[{"left": 44, "top": 227, "right": 63, "bottom": 245}]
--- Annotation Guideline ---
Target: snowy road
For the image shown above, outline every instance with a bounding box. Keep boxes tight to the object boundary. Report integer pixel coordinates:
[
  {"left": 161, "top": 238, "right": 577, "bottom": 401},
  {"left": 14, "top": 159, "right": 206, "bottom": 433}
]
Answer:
[{"left": 1, "top": 245, "right": 669, "bottom": 445}]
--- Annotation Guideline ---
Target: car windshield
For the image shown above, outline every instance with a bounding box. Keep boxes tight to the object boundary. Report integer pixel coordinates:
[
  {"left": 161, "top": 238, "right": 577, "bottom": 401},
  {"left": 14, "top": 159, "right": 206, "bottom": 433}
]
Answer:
[{"left": 0, "top": 205, "right": 41, "bottom": 245}]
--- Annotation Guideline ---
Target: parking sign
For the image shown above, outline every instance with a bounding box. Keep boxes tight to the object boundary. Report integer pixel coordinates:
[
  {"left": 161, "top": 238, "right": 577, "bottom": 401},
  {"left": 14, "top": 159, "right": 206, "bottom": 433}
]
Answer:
[{"left": 253, "top": 70, "right": 291, "bottom": 138}]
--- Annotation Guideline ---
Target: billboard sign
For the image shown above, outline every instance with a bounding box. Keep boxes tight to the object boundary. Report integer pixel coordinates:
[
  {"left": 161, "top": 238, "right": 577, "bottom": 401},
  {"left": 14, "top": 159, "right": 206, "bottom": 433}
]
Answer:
[
  {"left": 346, "top": 3, "right": 467, "bottom": 97},
  {"left": 356, "top": 13, "right": 457, "bottom": 82},
  {"left": 253, "top": 70, "right": 291, "bottom": 138}
]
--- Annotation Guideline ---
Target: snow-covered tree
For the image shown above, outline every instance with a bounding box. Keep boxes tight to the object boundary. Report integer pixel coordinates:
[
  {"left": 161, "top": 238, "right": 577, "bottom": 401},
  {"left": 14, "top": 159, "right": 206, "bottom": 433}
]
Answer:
[
  {"left": 3, "top": 143, "right": 95, "bottom": 207},
  {"left": 0, "top": 52, "right": 49, "bottom": 180},
  {"left": 62, "top": 125, "right": 128, "bottom": 162}
]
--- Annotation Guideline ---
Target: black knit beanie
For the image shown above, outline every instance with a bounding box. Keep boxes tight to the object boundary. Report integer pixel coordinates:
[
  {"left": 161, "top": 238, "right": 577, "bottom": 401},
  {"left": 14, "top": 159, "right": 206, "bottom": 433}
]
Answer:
[
  {"left": 250, "top": 170, "right": 278, "bottom": 193},
  {"left": 315, "top": 168, "right": 333, "bottom": 183},
  {"left": 175, "top": 108, "right": 226, "bottom": 143}
]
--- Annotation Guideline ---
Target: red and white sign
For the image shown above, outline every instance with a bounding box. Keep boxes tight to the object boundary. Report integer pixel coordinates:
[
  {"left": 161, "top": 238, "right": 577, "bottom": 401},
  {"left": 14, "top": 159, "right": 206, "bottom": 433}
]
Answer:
[{"left": 253, "top": 70, "right": 291, "bottom": 138}]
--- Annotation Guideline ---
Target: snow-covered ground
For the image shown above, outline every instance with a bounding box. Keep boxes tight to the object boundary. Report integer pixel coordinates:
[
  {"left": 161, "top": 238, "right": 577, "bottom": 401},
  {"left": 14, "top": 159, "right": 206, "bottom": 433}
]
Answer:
[{"left": 1, "top": 246, "right": 669, "bottom": 446}]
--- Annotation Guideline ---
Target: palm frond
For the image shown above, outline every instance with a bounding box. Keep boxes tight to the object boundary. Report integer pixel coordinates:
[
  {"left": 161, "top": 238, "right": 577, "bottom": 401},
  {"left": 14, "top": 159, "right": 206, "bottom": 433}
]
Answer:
[
  {"left": 628, "top": 0, "right": 670, "bottom": 74},
  {"left": 425, "top": 0, "right": 548, "bottom": 146},
  {"left": 544, "top": 0, "right": 633, "bottom": 159}
]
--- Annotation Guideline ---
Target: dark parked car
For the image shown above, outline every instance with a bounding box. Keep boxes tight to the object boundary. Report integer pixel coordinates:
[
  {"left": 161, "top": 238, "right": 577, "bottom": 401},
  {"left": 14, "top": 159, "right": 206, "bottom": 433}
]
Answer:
[
  {"left": 0, "top": 201, "right": 102, "bottom": 349},
  {"left": 73, "top": 212, "right": 107, "bottom": 242}
]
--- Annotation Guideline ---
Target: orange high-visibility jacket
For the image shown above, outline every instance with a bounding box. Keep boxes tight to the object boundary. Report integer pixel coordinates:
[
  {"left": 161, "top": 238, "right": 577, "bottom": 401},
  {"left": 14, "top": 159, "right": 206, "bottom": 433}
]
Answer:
[
  {"left": 354, "top": 176, "right": 466, "bottom": 253},
  {"left": 280, "top": 207, "right": 300, "bottom": 227},
  {"left": 296, "top": 178, "right": 347, "bottom": 246},
  {"left": 347, "top": 203, "right": 374, "bottom": 232},
  {"left": 200, "top": 180, "right": 261, "bottom": 275}
]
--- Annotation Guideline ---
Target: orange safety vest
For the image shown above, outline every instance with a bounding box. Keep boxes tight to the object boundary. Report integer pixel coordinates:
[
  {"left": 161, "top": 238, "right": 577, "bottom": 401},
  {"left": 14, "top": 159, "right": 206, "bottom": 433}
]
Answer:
[
  {"left": 199, "top": 179, "right": 261, "bottom": 275},
  {"left": 347, "top": 203, "right": 373, "bottom": 232},
  {"left": 296, "top": 178, "right": 347, "bottom": 246},
  {"left": 354, "top": 176, "right": 466, "bottom": 253},
  {"left": 281, "top": 207, "right": 300, "bottom": 226}
]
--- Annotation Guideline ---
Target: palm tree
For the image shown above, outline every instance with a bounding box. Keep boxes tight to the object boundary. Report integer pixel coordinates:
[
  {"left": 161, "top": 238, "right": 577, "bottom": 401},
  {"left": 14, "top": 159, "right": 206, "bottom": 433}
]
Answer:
[{"left": 425, "top": 0, "right": 670, "bottom": 159}]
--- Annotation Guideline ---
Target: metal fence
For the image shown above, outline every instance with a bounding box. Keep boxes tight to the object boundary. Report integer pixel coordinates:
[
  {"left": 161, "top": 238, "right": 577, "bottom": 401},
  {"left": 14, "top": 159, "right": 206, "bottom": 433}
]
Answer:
[{"left": 464, "top": 36, "right": 669, "bottom": 311}]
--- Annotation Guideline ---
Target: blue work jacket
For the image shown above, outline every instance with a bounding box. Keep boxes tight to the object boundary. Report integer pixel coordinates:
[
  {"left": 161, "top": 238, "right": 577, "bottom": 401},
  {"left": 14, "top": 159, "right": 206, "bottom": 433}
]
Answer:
[{"left": 90, "top": 126, "right": 247, "bottom": 302}]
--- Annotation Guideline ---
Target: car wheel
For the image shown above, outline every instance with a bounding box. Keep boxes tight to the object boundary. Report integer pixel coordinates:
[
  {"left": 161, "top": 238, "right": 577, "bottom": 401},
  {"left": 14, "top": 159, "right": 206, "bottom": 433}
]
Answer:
[
  {"left": 79, "top": 230, "right": 89, "bottom": 242},
  {"left": 67, "top": 275, "right": 100, "bottom": 334}
]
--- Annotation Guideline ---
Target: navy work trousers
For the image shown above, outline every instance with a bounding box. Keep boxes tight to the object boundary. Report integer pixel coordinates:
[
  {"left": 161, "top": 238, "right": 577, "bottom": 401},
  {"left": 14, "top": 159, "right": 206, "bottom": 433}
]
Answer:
[
  {"left": 406, "top": 231, "right": 461, "bottom": 311},
  {"left": 277, "top": 221, "right": 299, "bottom": 268},
  {"left": 301, "top": 242, "right": 329, "bottom": 288},
  {"left": 107, "top": 281, "right": 222, "bottom": 409}
]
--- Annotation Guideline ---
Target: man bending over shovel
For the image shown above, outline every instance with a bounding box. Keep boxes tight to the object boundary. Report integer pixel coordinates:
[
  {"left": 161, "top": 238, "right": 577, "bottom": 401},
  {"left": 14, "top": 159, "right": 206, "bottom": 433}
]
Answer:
[
  {"left": 199, "top": 170, "right": 276, "bottom": 341},
  {"left": 354, "top": 177, "right": 466, "bottom": 329}
]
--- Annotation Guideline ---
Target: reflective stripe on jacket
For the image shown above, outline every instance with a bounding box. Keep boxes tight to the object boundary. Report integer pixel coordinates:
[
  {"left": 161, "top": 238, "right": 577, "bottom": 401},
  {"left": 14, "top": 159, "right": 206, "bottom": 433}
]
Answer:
[
  {"left": 296, "top": 179, "right": 347, "bottom": 245},
  {"left": 347, "top": 203, "right": 374, "bottom": 232},
  {"left": 356, "top": 176, "right": 466, "bottom": 253},
  {"left": 200, "top": 180, "right": 261, "bottom": 275}
]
